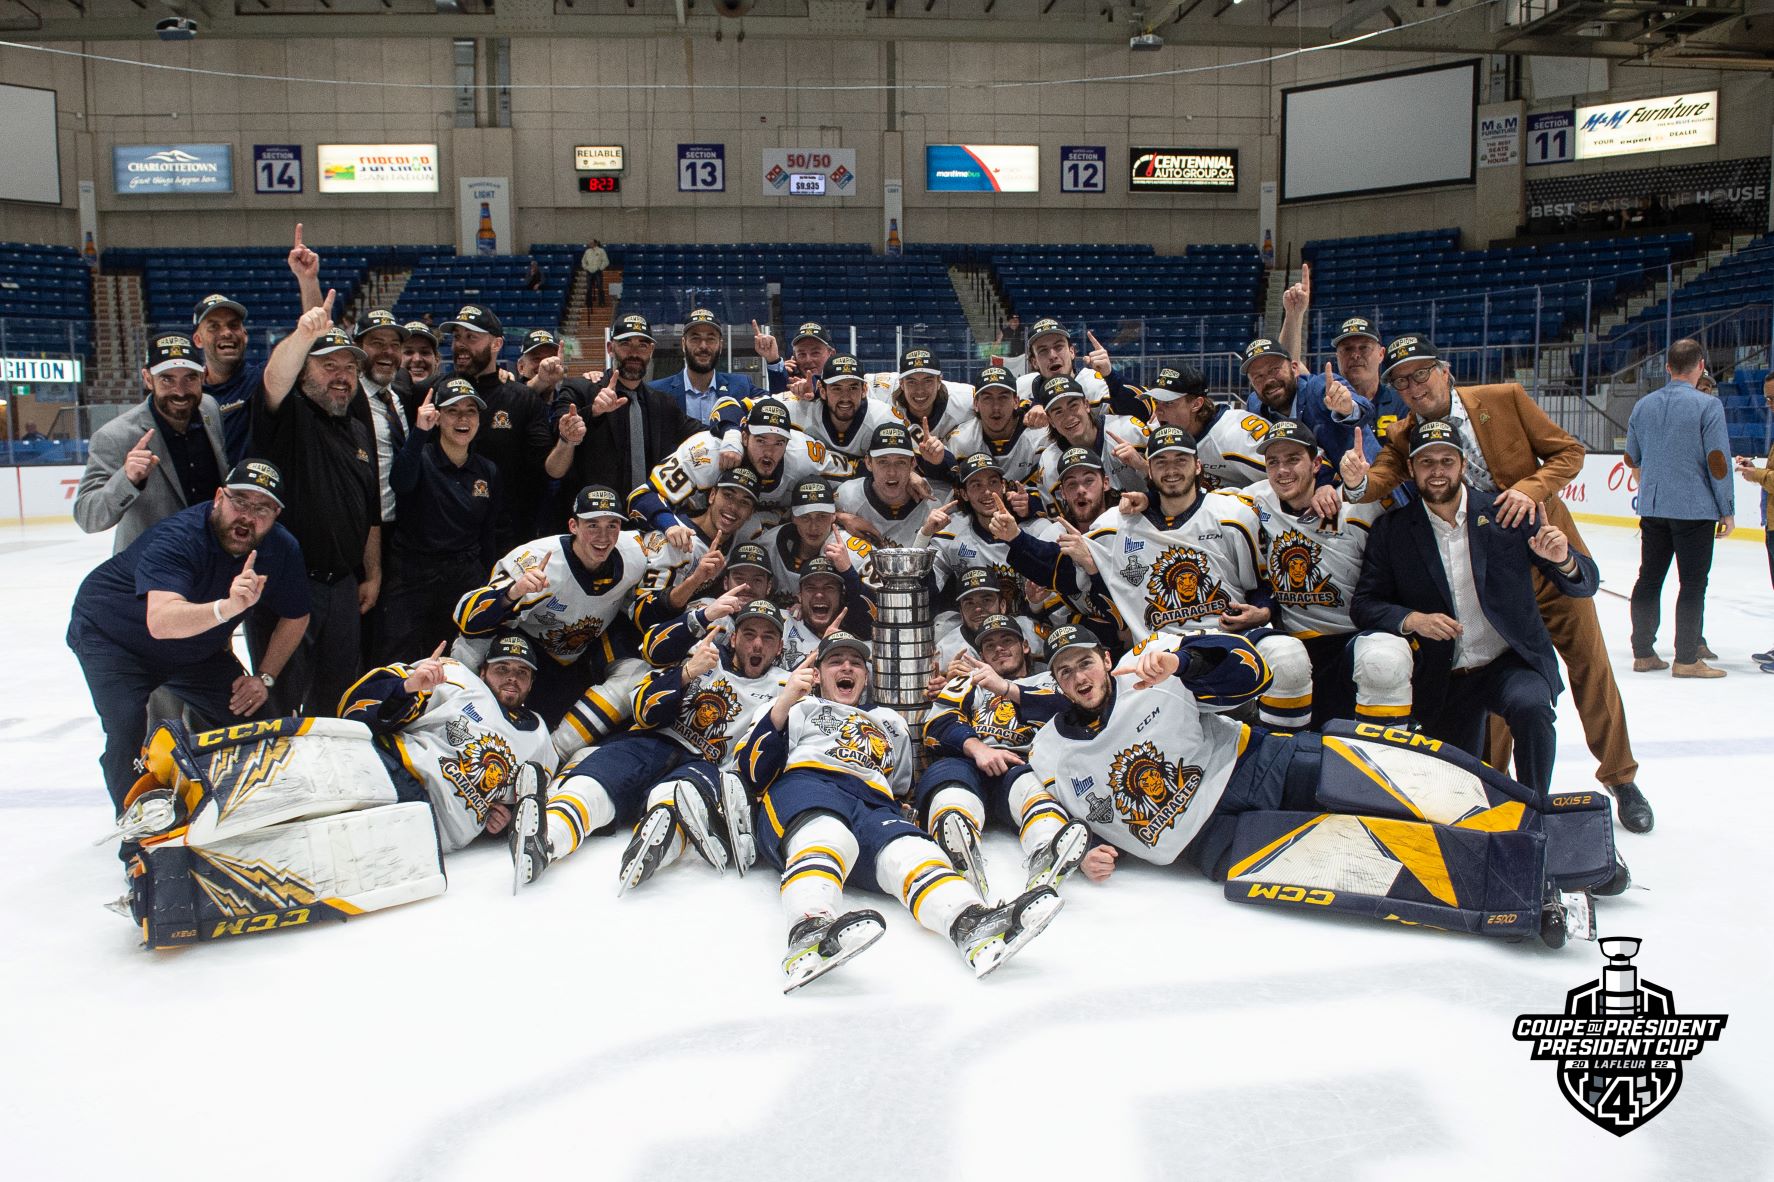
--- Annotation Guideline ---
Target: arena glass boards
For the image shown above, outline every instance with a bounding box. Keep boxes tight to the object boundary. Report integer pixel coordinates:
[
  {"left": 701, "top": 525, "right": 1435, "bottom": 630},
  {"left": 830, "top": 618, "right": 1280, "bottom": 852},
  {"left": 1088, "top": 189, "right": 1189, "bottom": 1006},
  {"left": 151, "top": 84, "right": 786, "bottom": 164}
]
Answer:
[
  {"left": 1279, "top": 61, "right": 1479, "bottom": 204},
  {"left": 0, "top": 84, "right": 62, "bottom": 206}
]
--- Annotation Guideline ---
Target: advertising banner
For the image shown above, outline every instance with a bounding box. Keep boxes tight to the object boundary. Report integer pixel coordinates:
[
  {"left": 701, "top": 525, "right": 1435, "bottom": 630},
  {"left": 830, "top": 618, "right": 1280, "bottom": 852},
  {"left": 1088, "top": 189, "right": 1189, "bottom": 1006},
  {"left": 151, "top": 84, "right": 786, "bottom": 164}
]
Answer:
[
  {"left": 1575, "top": 91, "right": 1717, "bottom": 160},
  {"left": 761, "top": 148, "right": 856, "bottom": 198},
  {"left": 925, "top": 145, "right": 1039, "bottom": 193},
  {"left": 1478, "top": 113, "right": 1521, "bottom": 168},
  {"left": 457, "top": 177, "right": 512, "bottom": 256},
  {"left": 1526, "top": 156, "right": 1769, "bottom": 234},
  {"left": 1129, "top": 148, "right": 1239, "bottom": 192},
  {"left": 112, "top": 144, "right": 232, "bottom": 195},
  {"left": 317, "top": 144, "right": 439, "bottom": 194}
]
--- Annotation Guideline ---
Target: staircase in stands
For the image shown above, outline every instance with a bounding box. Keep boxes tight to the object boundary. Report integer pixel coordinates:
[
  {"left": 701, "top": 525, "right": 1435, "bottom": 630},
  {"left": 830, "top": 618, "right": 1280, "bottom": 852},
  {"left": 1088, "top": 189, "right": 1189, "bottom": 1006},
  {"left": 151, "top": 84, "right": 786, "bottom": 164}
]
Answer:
[
  {"left": 351, "top": 267, "right": 414, "bottom": 322},
  {"left": 1592, "top": 231, "right": 1762, "bottom": 336},
  {"left": 948, "top": 263, "right": 1007, "bottom": 355},
  {"left": 89, "top": 273, "right": 147, "bottom": 404},
  {"left": 561, "top": 268, "right": 618, "bottom": 366}
]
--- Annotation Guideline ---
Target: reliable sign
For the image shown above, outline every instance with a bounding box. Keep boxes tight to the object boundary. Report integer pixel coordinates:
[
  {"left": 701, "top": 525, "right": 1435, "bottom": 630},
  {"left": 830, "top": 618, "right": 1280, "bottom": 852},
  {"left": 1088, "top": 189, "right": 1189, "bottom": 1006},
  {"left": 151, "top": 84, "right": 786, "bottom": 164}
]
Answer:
[
  {"left": 1575, "top": 91, "right": 1717, "bottom": 160},
  {"left": 1129, "top": 148, "right": 1239, "bottom": 192},
  {"left": 574, "top": 145, "right": 624, "bottom": 172}
]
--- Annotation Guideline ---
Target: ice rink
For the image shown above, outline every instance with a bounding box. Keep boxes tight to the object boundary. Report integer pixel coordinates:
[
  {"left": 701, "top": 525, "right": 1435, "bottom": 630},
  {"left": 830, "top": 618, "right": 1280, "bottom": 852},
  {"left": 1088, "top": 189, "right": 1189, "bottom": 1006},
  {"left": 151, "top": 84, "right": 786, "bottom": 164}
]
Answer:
[{"left": 4, "top": 516, "right": 1770, "bottom": 1182}]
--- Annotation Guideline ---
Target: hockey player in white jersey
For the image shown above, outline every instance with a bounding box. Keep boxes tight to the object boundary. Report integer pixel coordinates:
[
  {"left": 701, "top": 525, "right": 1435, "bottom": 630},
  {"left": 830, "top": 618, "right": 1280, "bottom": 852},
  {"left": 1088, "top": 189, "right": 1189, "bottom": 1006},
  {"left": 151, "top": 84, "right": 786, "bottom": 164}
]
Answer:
[
  {"left": 1028, "top": 627, "right": 1624, "bottom": 947},
  {"left": 1242, "top": 420, "right": 1413, "bottom": 729},
  {"left": 918, "top": 615, "right": 1086, "bottom": 899},
  {"left": 757, "top": 477, "right": 874, "bottom": 596},
  {"left": 778, "top": 552, "right": 874, "bottom": 667},
  {"left": 1014, "top": 319, "right": 1148, "bottom": 418},
  {"left": 453, "top": 486, "right": 672, "bottom": 726},
  {"left": 925, "top": 452, "right": 1064, "bottom": 604},
  {"left": 938, "top": 365, "right": 1048, "bottom": 502},
  {"left": 932, "top": 566, "right": 1045, "bottom": 671},
  {"left": 789, "top": 354, "right": 901, "bottom": 464},
  {"left": 1031, "top": 375, "right": 1150, "bottom": 502},
  {"left": 340, "top": 632, "right": 558, "bottom": 853},
  {"left": 1140, "top": 365, "right": 1270, "bottom": 492},
  {"left": 630, "top": 397, "right": 847, "bottom": 542},
  {"left": 886, "top": 347, "right": 975, "bottom": 439},
  {"left": 834, "top": 423, "right": 935, "bottom": 546},
  {"left": 737, "top": 631, "right": 1064, "bottom": 990},
  {"left": 511, "top": 600, "right": 792, "bottom": 892}
]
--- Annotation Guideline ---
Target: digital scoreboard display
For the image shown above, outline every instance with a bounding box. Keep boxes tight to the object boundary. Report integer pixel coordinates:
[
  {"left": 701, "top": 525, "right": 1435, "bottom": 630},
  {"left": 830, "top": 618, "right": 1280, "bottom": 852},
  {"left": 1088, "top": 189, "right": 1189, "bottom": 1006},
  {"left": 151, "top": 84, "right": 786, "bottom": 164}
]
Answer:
[{"left": 579, "top": 176, "right": 622, "bottom": 193}]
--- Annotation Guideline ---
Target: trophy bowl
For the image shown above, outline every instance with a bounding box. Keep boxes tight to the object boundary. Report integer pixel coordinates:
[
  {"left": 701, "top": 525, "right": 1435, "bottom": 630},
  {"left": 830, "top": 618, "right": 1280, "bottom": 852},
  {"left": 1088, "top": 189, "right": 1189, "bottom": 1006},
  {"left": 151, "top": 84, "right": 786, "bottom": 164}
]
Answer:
[
  {"left": 1599, "top": 936, "right": 1640, "bottom": 961},
  {"left": 870, "top": 546, "right": 935, "bottom": 581}
]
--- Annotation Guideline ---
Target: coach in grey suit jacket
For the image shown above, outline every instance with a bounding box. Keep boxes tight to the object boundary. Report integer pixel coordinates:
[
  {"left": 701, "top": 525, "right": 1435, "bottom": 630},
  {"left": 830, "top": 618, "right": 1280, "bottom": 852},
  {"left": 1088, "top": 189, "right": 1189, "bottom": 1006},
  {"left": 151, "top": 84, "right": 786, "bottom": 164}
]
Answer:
[{"left": 75, "top": 334, "right": 229, "bottom": 553}]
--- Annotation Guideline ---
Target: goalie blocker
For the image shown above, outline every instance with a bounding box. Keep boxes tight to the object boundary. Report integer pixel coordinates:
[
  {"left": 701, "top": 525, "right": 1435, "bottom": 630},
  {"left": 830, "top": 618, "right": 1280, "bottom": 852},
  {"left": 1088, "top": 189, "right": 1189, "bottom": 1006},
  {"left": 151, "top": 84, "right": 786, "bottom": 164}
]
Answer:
[{"left": 115, "top": 717, "right": 445, "bottom": 948}]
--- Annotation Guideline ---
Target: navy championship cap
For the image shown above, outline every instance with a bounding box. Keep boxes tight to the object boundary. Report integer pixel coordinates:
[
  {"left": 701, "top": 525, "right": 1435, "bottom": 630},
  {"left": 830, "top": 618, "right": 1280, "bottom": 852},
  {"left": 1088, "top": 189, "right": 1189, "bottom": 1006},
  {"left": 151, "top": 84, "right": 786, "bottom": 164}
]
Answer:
[
  {"left": 869, "top": 423, "right": 917, "bottom": 458},
  {"left": 1039, "top": 374, "right": 1087, "bottom": 406},
  {"left": 733, "top": 599, "right": 785, "bottom": 632},
  {"left": 225, "top": 459, "right": 285, "bottom": 508},
  {"left": 1148, "top": 365, "right": 1207, "bottom": 402},
  {"left": 1254, "top": 419, "right": 1319, "bottom": 455},
  {"left": 952, "top": 452, "right": 1004, "bottom": 485},
  {"left": 192, "top": 293, "right": 247, "bottom": 329},
  {"left": 147, "top": 333, "right": 204, "bottom": 376},
  {"left": 434, "top": 377, "right": 485, "bottom": 409},
  {"left": 974, "top": 365, "right": 1016, "bottom": 394},
  {"left": 1146, "top": 425, "right": 1199, "bottom": 459},
  {"left": 1026, "top": 317, "right": 1069, "bottom": 347},
  {"left": 684, "top": 308, "right": 723, "bottom": 334},
  {"left": 1409, "top": 418, "right": 1465, "bottom": 458},
  {"left": 1240, "top": 338, "right": 1290, "bottom": 374},
  {"left": 791, "top": 478, "right": 836, "bottom": 514},
  {"left": 957, "top": 567, "right": 998, "bottom": 599},
  {"left": 573, "top": 485, "right": 625, "bottom": 520},
  {"left": 440, "top": 304, "right": 503, "bottom": 336},
  {"left": 717, "top": 466, "right": 761, "bottom": 502},
  {"left": 308, "top": 326, "right": 366, "bottom": 360},
  {"left": 899, "top": 347, "right": 940, "bottom": 378},
  {"left": 1045, "top": 625, "right": 1101, "bottom": 663},
  {"left": 484, "top": 632, "right": 539, "bottom": 670},
  {"left": 403, "top": 320, "right": 439, "bottom": 343},
  {"left": 1057, "top": 446, "right": 1105, "bottom": 478},
  {"left": 801, "top": 556, "right": 844, "bottom": 585},
  {"left": 746, "top": 398, "right": 793, "bottom": 438},
  {"left": 520, "top": 328, "right": 559, "bottom": 355},
  {"left": 823, "top": 354, "right": 866, "bottom": 383},
  {"left": 793, "top": 321, "right": 832, "bottom": 348},
  {"left": 353, "top": 309, "right": 407, "bottom": 341},
  {"left": 728, "top": 542, "right": 771, "bottom": 573},
  {"left": 1333, "top": 316, "right": 1381, "bottom": 346},
  {"left": 974, "top": 613, "right": 1024, "bottom": 644},
  {"left": 817, "top": 630, "right": 870, "bottom": 662},
  {"left": 1382, "top": 334, "right": 1440, "bottom": 378},
  {"left": 611, "top": 313, "right": 654, "bottom": 343}
]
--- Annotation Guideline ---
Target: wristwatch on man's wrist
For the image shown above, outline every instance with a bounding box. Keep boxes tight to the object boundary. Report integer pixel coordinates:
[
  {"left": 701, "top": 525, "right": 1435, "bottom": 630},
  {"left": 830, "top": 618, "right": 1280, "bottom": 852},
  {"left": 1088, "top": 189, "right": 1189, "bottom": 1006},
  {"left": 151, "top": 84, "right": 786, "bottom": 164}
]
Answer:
[{"left": 258, "top": 672, "right": 276, "bottom": 689}]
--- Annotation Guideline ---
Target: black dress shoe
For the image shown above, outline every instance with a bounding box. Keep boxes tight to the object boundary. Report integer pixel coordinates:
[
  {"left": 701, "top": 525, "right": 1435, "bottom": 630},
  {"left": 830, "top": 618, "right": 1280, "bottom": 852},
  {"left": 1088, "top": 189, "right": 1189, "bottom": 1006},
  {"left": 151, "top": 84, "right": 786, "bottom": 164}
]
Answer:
[{"left": 1612, "top": 782, "right": 1655, "bottom": 834}]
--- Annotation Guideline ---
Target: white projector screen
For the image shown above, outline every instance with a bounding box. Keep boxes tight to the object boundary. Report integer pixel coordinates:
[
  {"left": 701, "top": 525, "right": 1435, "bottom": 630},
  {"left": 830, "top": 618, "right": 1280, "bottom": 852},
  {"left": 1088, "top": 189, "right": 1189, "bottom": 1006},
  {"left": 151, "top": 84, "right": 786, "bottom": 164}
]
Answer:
[
  {"left": 0, "top": 83, "right": 62, "bottom": 205},
  {"left": 1280, "top": 61, "right": 1478, "bottom": 204}
]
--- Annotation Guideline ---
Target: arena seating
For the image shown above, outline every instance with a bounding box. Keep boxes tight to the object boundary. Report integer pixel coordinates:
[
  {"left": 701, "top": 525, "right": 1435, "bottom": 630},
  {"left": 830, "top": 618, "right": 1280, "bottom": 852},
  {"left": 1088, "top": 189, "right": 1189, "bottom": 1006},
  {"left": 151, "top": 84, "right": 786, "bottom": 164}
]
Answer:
[
  {"left": 0, "top": 242, "right": 92, "bottom": 355},
  {"left": 393, "top": 251, "right": 577, "bottom": 356},
  {"left": 103, "top": 245, "right": 380, "bottom": 334},
  {"left": 1724, "top": 366, "right": 1770, "bottom": 457},
  {"left": 1615, "top": 235, "right": 1773, "bottom": 329},
  {"left": 1302, "top": 227, "right": 1694, "bottom": 350}
]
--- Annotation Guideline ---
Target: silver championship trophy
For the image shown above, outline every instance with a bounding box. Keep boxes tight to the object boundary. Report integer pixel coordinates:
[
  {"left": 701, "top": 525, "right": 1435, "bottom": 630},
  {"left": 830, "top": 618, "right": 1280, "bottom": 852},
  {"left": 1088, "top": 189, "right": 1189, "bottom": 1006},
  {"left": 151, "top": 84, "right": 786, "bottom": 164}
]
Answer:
[{"left": 869, "top": 547, "right": 936, "bottom": 730}]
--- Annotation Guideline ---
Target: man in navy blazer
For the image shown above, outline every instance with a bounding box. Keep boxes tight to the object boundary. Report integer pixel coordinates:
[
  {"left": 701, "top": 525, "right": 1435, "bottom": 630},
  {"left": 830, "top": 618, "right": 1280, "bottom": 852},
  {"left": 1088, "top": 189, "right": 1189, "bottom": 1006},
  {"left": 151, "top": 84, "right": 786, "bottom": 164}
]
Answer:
[
  {"left": 1353, "top": 419, "right": 1599, "bottom": 792},
  {"left": 650, "top": 308, "right": 767, "bottom": 426}
]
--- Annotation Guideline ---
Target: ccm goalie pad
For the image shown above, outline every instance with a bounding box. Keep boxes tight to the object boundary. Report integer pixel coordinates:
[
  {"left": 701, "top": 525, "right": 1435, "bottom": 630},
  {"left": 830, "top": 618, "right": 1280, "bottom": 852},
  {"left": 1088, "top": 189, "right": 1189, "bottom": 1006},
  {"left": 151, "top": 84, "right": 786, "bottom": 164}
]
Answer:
[
  {"left": 115, "top": 718, "right": 446, "bottom": 949},
  {"left": 1218, "top": 722, "right": 1616, "bottom": 940}
]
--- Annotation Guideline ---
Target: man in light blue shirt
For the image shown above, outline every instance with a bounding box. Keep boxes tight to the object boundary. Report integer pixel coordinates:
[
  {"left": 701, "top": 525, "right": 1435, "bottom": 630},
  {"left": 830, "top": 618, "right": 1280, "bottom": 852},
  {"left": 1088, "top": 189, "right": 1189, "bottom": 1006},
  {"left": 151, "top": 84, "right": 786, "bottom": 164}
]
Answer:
[
  {"left": 1624, "top": 337, "right": 1735, "bottom": 677},
  {"left": 651, "top": 309, "right": 766, "bottom": 425}
]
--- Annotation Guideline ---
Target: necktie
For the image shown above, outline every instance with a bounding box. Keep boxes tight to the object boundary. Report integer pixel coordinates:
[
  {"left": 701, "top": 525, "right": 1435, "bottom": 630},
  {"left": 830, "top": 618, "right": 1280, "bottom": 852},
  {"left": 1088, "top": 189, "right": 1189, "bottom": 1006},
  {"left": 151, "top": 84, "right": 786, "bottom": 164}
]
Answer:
[{"left": 381, "top": 390, "right": 407, "bottom": 447}]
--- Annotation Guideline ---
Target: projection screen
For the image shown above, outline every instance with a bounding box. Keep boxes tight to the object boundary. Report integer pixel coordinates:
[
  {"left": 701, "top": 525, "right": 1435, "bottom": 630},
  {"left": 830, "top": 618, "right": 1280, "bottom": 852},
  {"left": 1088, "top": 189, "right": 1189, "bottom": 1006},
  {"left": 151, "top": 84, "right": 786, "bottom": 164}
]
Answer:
[
  {"left": 0, "top": 84, "right": 62, "bottom": 206},
  {"left": 1280, "top": 61, "right": 1478, "bottom": 204}
]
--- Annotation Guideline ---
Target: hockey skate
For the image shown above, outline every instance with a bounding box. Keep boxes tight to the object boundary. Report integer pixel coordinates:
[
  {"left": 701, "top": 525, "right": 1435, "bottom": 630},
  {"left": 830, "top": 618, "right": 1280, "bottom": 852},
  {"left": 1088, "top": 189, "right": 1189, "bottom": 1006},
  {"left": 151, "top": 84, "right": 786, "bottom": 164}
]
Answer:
[
  {"left": 719, "top": 772, "right": 756, "bottom": 876},
  {"left": 782, "top": 909, "right": 887, "bottom": 993},
  {"left": 508, "top": 762, "right": 550, "bottom": 893},
  {"left": 669, "top": 778, "right": 730, "bottom": 875},
  {"left": 933, "top": 810, "right": 989, "bottom": 899},
  {"left": 95, "top": 788, "right": 179, "bottom": 847},
  {"left": 1024, "top": 820, "right": 1090, "bottom": 892},
  {"left": 616, "top": 804, "right": 677, "bottom": 897},
  {"left": 949, "top": 885, "right": 1063, "bottom": 979},
  {"left": 1541, "top": 883, "right": 1597, "bottom": 949}
]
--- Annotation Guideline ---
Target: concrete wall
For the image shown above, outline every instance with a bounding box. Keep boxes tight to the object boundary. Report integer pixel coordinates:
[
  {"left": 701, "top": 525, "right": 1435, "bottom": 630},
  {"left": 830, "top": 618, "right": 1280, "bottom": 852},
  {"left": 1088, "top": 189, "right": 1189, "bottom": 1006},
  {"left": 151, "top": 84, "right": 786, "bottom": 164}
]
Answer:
[{"left": 0, "top": 31, "right": 1767, "bottom": 257}]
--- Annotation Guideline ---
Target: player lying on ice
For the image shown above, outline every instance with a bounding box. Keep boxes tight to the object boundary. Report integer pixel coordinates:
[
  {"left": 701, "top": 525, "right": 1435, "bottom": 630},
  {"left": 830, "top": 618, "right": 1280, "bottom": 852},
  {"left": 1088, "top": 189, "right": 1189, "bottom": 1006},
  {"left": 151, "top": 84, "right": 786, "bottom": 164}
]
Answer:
[
  {"left": 1026, "top": 627, "right": 1629, "bottom": 947},
  {"left": 737, "top": 630, "right": 1066, "bottom": 991},
  {"left": 107, "top": 633, "right": 554, "bottom": 947}
]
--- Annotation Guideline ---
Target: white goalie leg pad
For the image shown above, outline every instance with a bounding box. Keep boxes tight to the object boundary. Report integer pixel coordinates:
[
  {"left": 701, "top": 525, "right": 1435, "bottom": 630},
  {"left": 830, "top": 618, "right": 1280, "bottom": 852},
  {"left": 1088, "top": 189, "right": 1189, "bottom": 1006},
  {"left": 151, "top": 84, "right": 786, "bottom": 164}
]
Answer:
[
  {"left": 780, "top": 813, "right": 857, "bottom": 924},
  {"left": 172, "top": 718, "right": 399, "bottom": 845},
  {"left": 875, "top": 833, "right": 980, "bottom": 938},
  {"left": 1255, "top": 634, "right": 1314, "bottom": 729},
  {"left": 1351, "top": 632, "right": 1415, "bottom": 722},
  {"left": 190, "top": 801, "right": 447, "bottom": 922}
]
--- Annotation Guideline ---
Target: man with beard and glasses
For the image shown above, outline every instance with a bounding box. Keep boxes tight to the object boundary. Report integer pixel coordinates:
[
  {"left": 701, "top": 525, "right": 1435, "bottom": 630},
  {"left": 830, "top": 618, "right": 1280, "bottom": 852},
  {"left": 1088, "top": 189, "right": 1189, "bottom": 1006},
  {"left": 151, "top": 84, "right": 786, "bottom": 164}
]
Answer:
[
  {"left": 548, "top": 313, "right": 700, "bottom": 519},
  {"left": 1239, "top": 337, "right": 1372, "bottom": 475},
  {"left": 633, "top": 397, "right": 848, "bottom": 543},
  {"left": 738, "top": 632, "right": 1065, "bottom": 991},
  {"left": 249, "top": 292, "right": 382, "bottom": 718},
  {"left": 349, "top": 308, "right": 414, "bottom": 532},
  {"left": 1342, "top": 334, "right": 1652, "bottom": 836},
  {"left": 428, "top": 304, "right": 554, "bottom": 554},
  {"left": 835, "top": 423, "right": 935, "bottom": 546},
  {"left": 1353, "top": 420, "right": 1600, "bottom": 795},
  {"left": 652, "top": 308, "right": 769, "bottom": 424},
  {"left": 512, "top": 599, "right": 791, "bottom": 893},
  {"left": 67, "top": 461, "right": 309, "bottom": 811},
  {"left": 77, "top": 334, "right": 228, "bottom": 552},
  {"left": 1272, "top": 266, "right": 1408, "bottom": 443}
]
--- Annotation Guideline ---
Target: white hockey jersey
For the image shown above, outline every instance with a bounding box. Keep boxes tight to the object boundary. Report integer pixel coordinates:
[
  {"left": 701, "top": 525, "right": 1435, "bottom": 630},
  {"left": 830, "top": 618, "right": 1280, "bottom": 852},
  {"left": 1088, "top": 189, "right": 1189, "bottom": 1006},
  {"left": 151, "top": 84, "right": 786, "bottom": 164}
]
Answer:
[
  {"left": 1016, "top": 368, "right": 1112, "bottom": 408},
  {"left": 634, "top": 661, "right": 789, "bottom": 769},
  {"left": 933, "top": 614, "right": 1047, "bottom": 668},
  {"left": 1244, "top": 480, "right": 1385, "bottom": 639},
  {"left": 368, "top": 662, "right": 559, "bottom": 853},
  {"left": 834, "top": 476, "right": 934, "bottom": 547},
  {"left": 926, "top": 671, "right": 1059, "bottom": 756},
  {"left": 1028, "top": 650, "right": 1250, "bottom": 866},
  {"left": 1082, "top": 493, "right": 1263, "bottom": 636},
  {"left": 777, "top": 697, "right": 914, "bottom": 799},
  {"left": 888, "top": 387, "right": 977, "bottom": 442},
  {"left": 1034, "top": 414, "right": 1149, "bottom": 501},
  {"left": 757, "top": 522, "right": 873, "bottom": 597},
  {"left": 930, "top": 511, "right": 1062, "bottom": 598},
  {"left": 1193, "top": 404, "right": 1271, "bottom": 490},
  {"left": 786, "top": 397, "right": 900, "bottom": 463},
  {"left": 944, "top": 418, "right": 1049, "bottom": 486},
  {"left": 455, "top": 533, "right": 648, "bottom": 666},
  {"left": 649, "top": 428, "right": 847, "bottom": 531}
]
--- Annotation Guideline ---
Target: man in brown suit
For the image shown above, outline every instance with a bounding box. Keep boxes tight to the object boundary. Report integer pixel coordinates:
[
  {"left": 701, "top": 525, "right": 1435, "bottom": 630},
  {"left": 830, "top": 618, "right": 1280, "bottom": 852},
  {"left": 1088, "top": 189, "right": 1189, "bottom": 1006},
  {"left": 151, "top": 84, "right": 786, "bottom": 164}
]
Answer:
[{"left": 1339, "top": 334, "right": 1653, "bottom": 835}]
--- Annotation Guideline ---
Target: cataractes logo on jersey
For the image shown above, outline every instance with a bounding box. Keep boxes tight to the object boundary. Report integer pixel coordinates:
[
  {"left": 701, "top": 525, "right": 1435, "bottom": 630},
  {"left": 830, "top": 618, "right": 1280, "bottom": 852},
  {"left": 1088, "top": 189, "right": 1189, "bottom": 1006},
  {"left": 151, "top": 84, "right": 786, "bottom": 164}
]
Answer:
[
  {"left": 1144, "top": 546, "right": 1229, "bottom": 628},
  {"left": 1512, "top": 938, "right": 1726, "bottom": 1135},
  {"left": 1268, "top": 529, "right": 1341, "bottom": 608},
  {"left": 1108, "top": 741, "right": 1203, "bottom": 846}
]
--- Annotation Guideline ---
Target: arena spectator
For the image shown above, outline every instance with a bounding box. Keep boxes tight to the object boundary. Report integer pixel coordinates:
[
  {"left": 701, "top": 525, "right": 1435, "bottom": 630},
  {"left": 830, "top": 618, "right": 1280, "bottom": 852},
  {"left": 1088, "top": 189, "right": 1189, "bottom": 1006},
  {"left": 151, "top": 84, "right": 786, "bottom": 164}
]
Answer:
[
  {"left": 1625, "top": 338, "right": 1735, "bottom": 679},
  {"left": 580, "top": 239, "right": 609, "bottom": 308},
  {"left": 76, "top": 334, "right": 226, "bottom": 552}
]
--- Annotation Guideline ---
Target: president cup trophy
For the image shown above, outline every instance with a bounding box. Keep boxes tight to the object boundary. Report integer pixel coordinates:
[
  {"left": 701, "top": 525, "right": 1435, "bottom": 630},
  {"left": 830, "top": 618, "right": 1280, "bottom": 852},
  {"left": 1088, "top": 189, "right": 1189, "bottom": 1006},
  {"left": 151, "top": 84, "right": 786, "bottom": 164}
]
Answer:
[{"left": 868, "top": 547, "right": 936, "bottom": 755}]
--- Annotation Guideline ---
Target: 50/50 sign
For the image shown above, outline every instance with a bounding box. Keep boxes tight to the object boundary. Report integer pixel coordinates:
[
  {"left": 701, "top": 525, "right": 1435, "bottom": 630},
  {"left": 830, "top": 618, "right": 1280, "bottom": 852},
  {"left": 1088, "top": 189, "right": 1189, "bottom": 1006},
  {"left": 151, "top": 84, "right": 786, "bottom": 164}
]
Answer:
[{"left": 678, "top": 143, "right": 726, "bottom": 192}]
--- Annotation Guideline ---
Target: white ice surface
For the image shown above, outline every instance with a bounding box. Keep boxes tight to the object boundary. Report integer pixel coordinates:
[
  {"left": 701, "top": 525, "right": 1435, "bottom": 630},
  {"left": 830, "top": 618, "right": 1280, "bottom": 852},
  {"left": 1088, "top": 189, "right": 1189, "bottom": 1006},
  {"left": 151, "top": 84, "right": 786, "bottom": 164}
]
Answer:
[{"left": 3, "top": 519, "right": 1771, "bottom": 1182}]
